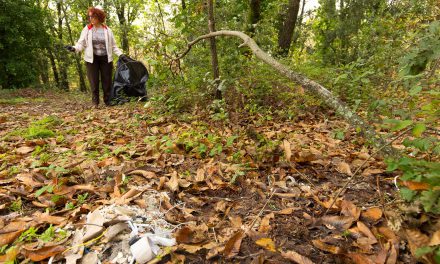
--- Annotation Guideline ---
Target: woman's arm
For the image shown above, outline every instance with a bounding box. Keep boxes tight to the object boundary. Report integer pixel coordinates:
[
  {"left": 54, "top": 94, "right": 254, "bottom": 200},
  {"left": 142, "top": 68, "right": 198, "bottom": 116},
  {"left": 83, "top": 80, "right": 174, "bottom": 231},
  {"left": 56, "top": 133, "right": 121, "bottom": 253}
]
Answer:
[{"left": 73, "top": 26, "right": 88, "bottom": 52}]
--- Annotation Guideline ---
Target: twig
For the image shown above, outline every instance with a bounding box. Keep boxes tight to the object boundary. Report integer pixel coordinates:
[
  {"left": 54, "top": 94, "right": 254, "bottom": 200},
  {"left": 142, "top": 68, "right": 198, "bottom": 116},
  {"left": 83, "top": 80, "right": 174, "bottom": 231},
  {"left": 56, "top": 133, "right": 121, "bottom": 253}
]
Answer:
[
  {"left": 212, "top": 227, "right": 218, "bottom": 243},
  {"left": 377, "top": 175, "right": 390, "bottom": 223},
  {"left": 291, "top": 165, "right": 315, "bottom": 188},
  {"left": 246, "top": 189, "right": 275, "bottom": 232},
  {"left": 323, "top": 127, "right": 410, "bottom": 216}
]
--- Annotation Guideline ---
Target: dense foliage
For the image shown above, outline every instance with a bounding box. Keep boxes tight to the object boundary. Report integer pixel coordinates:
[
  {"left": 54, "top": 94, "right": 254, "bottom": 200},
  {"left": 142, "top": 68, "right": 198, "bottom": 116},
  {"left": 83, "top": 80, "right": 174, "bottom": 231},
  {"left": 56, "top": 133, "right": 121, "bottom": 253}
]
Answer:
[{"left": 0, "top": 0, "right": 50, "bottom": 88}]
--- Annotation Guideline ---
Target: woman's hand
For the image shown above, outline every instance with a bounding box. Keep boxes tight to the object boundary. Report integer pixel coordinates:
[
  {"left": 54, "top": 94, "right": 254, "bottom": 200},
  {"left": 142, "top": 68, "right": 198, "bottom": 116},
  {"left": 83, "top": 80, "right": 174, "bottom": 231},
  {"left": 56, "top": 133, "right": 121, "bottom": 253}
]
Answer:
[{"left": 64, "top": 45, "right": 76, "bottom": 52}]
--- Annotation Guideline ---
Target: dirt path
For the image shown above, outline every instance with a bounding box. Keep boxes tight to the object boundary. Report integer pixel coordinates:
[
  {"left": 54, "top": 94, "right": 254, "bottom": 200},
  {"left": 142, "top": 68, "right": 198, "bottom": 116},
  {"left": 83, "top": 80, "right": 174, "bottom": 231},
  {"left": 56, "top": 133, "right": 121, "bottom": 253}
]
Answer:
[{"left": 0, "top": 90, "right": 410, "bottom": 263}]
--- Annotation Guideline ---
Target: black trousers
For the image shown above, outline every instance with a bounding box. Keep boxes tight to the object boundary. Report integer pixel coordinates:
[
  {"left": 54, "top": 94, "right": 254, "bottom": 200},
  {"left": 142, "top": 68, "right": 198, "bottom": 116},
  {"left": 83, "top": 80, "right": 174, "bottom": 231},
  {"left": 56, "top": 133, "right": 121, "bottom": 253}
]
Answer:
[{"left": 86, "top": 55, "right": 113, "bottom": 106}]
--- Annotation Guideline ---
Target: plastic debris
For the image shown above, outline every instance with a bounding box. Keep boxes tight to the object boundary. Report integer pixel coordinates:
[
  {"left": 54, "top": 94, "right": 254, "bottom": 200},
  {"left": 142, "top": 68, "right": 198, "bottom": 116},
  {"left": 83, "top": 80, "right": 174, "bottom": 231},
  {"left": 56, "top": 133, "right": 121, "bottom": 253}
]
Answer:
[{"left": 63, "top": 191, "right": 177, "bottom": 263}]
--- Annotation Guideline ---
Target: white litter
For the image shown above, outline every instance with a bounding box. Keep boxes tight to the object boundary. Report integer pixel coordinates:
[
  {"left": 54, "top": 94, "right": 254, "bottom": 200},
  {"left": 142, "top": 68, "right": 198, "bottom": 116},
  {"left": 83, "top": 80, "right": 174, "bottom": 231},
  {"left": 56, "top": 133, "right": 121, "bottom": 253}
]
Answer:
[{"left": 64, "top": 190, "right": 177, "bottom": 264}]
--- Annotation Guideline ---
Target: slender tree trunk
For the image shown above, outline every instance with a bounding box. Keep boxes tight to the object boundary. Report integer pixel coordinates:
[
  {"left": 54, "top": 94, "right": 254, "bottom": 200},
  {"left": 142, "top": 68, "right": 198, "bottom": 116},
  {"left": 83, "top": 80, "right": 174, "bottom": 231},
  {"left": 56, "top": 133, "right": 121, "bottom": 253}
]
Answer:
[
  {"left": 247, "top": 0, "right": 261, "bottom": 35},
  {"left": 62, "top": 5, "right": 87, "bottom": 92},
  {"left": 292, "top": 0, "right": 306, "bottom": 45},
  {"left": 47, "top": 48, "right": 60, "bottom": 88},
  {"left": 181, "top": 0, "right": 186, "bottom": 9},
  {"left": 57, "top": 1, "right": 69, "bottom": 90},
  {"left": 116, "top": 4, "right": 129, "bottom": 54},
  {"left": 207, "top": 0, "right": 221, "bottom": 99},
  {"left": 155, "top": 0, "right": 166, "bottom": 32},
  {"left": 37, "top": 54, "right": 49, "bottom": 86},
  {"left": 277, "top": 0, "right": 301, "bottom": 56}
]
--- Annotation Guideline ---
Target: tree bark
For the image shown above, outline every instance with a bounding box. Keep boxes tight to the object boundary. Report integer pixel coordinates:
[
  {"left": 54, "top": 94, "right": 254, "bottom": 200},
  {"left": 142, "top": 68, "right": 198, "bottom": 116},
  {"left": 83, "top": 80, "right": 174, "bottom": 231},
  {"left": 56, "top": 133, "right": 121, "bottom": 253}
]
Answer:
[
  {"left": 292, "top": 0, "right": 306, "bottom": 45},
  {"left": 115, "top": 5, "right": 130, "bottom": 54},
  {"left": 57, "top": 1, "right": 69, "bottom": 90},
  {"left": 47, "top": 48, "right": 60, "bottom": 88},
  {"left": 277, "top": 0, "right": 301, "bottom": 57},
  {"left": 247, "top": 0, "right": 261, "bottom": 35},
  {"left": 175, "top": 30, "right": 399, "bottom": 157},
  {"left": 62, "top": 4, "right": 87, "bottom": 92},
  {"left": 207, "top": 0, "right": 221, "bottom": 99},
  {"left": 37, "top": 53, "right": 49, "bottom": 86}
]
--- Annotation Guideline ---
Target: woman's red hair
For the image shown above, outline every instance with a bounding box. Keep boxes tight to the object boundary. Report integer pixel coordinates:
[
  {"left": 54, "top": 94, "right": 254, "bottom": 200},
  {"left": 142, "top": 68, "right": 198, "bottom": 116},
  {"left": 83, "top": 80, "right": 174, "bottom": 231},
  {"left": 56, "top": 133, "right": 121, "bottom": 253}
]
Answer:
[{"left": 87, "top": 7, "right": 106, "bottom": 23}]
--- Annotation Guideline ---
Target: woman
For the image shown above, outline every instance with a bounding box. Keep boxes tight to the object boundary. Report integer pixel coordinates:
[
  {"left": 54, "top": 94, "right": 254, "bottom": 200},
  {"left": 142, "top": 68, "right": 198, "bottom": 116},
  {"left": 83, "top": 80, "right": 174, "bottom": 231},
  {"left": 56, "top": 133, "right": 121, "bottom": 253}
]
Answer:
[{"left": 66, "top": 7, "right": 126, "bottom": 107}]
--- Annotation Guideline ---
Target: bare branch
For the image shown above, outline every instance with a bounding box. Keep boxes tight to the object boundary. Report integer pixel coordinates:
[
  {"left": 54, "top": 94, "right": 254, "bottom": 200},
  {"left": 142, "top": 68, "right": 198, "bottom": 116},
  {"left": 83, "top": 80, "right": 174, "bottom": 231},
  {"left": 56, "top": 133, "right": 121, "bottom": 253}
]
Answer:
[{"left": 174, "top": 30, "right": 400, "bottom": 157}]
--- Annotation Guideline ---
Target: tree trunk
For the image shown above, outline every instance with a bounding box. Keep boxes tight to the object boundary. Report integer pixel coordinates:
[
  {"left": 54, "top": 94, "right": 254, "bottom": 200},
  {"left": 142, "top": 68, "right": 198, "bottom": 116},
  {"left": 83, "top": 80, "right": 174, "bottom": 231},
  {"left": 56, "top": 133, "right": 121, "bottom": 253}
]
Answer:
[
  {"left": 116, "top": 5, "right": 129, "bottom": 54},
  {"left": 37, "top": 54, "right": 49, "bottom": 86},
  {"left": 277, "top": 0, "right": 301, "bottom": 57},
  {"left": 292, "top": 0, "right": 306, "bottom": 45},
  {"left": 175, "top": 30, "right": 399, "bottom": 157},
  {"left": 247, "top": 0, "right": 261, "bottom": 35},
  {"left": 62, "top": 5, "right": 87, "bottom": 92},
  {"left": 47, "top": 48, "right": 60, "bottom": 88},
  {"left": 57, "top": 1, "right": 69, "bottom": 90},
  {"left": 207, "top": 0, "right": 221, "bottom": 99}
]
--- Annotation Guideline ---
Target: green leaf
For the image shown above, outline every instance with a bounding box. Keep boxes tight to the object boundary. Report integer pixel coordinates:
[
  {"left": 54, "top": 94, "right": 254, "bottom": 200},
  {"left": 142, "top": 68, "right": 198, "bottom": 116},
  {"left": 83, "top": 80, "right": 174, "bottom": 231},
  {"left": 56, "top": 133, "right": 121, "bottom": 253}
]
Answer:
[
  {"left": 400, "top": 188, "right": 416, "bottom": 201},
  {"left": 412, "top": 123, "right": 426, "bottom": 137},
  {"left": 35, "top": 185, "right": 53, "bottom": 197},
  {"left": 386, "top": 159, "right": 399, "bottom": 171},
  {"left": 434, "top": 248, "right": 440, "bottom": 263},
  {"left": 383, "top": 119, "right": 413, "bottom": 131},
  {"left": 393, "top": 120, "right": 413, "bottom": 131},
  {"left": 420, "top": 190, "right": 440, "bottom": 213},
  {"left": 415, "top": 246, "right": 434, "bottom": 257},
  {"left": 409, "top": 85, "right": 422, "bottom": 96}
]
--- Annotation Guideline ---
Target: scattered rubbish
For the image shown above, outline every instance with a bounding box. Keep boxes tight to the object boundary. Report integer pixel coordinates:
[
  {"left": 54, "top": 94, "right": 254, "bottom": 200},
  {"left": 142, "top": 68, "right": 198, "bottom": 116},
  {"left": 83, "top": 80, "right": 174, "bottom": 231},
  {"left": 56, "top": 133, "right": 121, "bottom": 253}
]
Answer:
[{"left": 63, "top": 190, "right": 177, "bottom": 263}]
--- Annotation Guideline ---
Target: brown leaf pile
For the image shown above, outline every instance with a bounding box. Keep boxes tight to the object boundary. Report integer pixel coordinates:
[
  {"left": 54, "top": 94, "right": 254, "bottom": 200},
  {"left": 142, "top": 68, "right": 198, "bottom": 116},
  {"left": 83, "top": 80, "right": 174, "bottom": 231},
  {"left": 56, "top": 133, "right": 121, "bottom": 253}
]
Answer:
[{"left": 0, "top": 90, "right": 423, "bottom": 263}]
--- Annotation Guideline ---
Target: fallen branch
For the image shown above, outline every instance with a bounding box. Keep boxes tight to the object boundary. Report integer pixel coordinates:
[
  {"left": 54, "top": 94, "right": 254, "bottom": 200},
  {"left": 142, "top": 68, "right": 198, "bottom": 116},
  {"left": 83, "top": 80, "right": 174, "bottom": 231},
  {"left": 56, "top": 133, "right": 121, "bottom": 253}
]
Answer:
[{"left": 175, "top": 30, "right": 399, "bottom": 157}]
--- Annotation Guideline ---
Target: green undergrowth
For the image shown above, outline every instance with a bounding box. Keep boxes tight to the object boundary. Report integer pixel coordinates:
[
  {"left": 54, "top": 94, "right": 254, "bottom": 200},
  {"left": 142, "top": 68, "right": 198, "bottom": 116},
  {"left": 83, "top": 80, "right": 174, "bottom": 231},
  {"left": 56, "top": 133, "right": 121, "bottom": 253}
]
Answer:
[{"left": 5, "top": 115, "right": 62, "bottom": 140}]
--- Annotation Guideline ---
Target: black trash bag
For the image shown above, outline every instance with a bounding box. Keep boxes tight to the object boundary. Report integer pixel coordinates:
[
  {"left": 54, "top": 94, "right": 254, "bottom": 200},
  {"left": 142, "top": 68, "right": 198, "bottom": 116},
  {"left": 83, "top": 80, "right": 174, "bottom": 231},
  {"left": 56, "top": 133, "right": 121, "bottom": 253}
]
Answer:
[{"left": 111, "top": 55, "right": 149, "bottom": 105}]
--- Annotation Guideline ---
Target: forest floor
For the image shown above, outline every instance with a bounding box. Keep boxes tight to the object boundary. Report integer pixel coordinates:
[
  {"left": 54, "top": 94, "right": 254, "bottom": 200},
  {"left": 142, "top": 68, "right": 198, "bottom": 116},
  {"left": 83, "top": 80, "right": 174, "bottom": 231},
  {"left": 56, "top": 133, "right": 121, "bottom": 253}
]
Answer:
[{"left": 0, "top": 89, "right": 416, "bottom": 263}]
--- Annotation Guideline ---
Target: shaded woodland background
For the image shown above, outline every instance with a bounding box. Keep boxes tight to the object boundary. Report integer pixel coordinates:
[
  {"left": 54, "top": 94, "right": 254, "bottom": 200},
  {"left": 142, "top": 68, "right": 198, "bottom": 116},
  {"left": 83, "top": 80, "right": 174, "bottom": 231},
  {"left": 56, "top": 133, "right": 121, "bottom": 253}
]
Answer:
[{"left": 1, "top": 0, "right": 440, "bottom": 260}]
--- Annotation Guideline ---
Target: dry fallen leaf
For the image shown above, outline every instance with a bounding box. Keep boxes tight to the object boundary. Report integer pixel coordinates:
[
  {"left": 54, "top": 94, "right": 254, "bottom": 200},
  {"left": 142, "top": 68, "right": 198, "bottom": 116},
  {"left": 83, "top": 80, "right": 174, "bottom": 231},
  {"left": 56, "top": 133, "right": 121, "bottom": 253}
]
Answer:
[
  {"left": 33, "top": 212, "right": 66, "bottom": 225},
  {"left": 361, "top": 168, "right": 384, "bottom": 176},
  {"left": 255, "top": 237, "right": 276, "bottom": 252},
  {"left": 166, "top": 171, "right": 180, "bottom": 192},
  {"left": 340, "top": 200, "right": 361, "bottom": 220},
  {"left": 312, "top": 239, "right": 343, "bottom": 254},
  {"left": 0, "top": 221, "right": 29, "bottom": 246},
  {"left": 16, "top": 146, "right": 34, "bottom": 154},
  {"left": 195, "top": 168, "right": 205, "bottom": 182},
  {"left": 346, "top": 253, "right": 376, "bottom": 264},
  {"left": 336, "top": 162, "right": 353, "bottom": 175},
  {"left": 281, "top": 250, "right": 314, "bottom": 264},
  {"left": 223, "top": 230, "right": 245, "bottom": 258},
  {"left": 175, "top": 226, "right": 206, "bottom": 244},
  {"left": 127, "top": 170, "right": 156, "bottom": 179},
  {"left": 405, "top": 229, "right": 430, "bottom": 257},
  {"left": 258, "top": 213, "right": 274, "bottom": 233},
  {"left": 321, "top": 215, "right": 354, "bottom": 230},
  {"left": 401, "top": 180, "right": 430, "bottom": 191},
  {"left": 22, "top": 245, "right": 65, "bottom": 261},
  {"left": 429, "top": 230, "right": 440, "bottom": 246},
  {"left": 283, "top": 140, "right": 292, "bottom": 162},
  {"left": 361, "top": 207, "right": 382, "bottom": 222},
  {"left": 357, "top": 221, "right": 377, "bottom": 244},
  {"left": 275, "top": 207, "right": 299, "bottom": 215}
]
